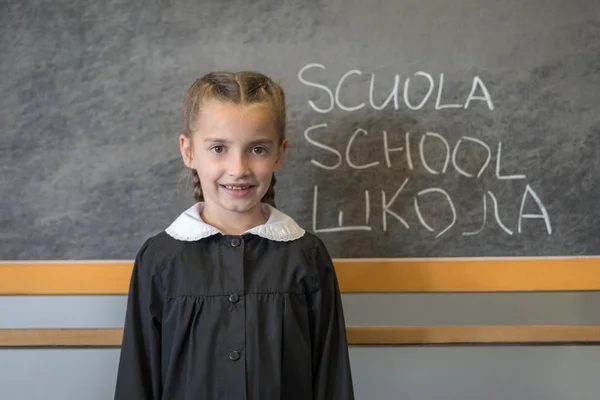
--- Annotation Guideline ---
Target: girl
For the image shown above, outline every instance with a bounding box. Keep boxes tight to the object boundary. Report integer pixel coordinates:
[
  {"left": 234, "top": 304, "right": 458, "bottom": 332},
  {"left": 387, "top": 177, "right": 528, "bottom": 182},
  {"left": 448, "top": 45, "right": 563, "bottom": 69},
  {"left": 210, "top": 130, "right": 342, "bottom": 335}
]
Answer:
[{"left": 114, "top": 71, "right": 355, "bottom": 399}]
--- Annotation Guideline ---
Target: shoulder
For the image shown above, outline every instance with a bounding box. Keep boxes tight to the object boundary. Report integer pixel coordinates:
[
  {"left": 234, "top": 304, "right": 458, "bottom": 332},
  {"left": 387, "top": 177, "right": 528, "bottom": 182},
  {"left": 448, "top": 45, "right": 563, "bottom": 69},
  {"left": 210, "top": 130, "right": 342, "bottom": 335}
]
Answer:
[
  {"left": 287, "top": 232, "right": 340, "bottom": 293},
  {"left": 133, "top": 231, "right": 195, "bottom": 271},
  {"left": 293, "top": 230, "right": 329, "bottom": 252},
  {"left": 283, "top": 231, "right": 335, "bottom": 271}
]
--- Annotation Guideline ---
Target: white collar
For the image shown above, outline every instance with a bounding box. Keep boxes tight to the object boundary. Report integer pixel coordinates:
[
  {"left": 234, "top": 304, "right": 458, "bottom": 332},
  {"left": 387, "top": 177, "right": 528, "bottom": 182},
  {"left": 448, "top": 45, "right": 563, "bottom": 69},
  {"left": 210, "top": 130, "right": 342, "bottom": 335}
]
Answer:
[{"left": 165, "top": 202, "right": 305, "bottom": 242}]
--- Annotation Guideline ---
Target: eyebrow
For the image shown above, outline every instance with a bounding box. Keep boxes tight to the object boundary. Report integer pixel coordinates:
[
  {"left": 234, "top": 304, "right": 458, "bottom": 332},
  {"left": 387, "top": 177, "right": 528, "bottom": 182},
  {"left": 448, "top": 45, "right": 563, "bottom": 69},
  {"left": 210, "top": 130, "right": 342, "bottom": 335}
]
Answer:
[{"left": 203, "top": 137, "right": 276, "bottom": 146}]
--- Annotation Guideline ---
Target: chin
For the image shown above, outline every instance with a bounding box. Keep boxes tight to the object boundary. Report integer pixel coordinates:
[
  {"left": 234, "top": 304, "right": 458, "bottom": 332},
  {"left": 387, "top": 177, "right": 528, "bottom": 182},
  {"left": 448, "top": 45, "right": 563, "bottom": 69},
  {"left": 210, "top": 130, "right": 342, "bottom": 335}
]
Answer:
[{"left": 220, "top": 198, "right": 262, "bottom": 214}]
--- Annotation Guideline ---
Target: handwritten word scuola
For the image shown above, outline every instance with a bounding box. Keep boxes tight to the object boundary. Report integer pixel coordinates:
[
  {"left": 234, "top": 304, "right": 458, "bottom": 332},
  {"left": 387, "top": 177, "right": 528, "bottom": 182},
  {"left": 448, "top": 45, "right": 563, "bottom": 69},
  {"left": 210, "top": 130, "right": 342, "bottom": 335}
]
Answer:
[{"left": 298, "top": 63, "right": 494, "bottom": 113}]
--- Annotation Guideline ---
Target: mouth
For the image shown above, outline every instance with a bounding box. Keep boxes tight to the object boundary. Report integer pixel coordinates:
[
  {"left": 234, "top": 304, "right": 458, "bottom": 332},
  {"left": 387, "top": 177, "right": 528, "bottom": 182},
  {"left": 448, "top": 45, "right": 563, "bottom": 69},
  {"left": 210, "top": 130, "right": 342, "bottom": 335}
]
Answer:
[
  {"left": 220, "top": 184, "right": 256, "bottom": 197},
  {"left": 221, "top": 184, "right": 254, "bottom": 190}
]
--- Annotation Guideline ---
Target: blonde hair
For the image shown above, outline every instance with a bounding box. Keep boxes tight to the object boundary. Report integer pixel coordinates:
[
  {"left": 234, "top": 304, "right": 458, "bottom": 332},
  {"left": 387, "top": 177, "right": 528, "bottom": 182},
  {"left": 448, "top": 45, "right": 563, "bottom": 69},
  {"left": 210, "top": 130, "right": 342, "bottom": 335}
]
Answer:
[{"left": 181, "top": 71, "right": 286, "bottom": 207}]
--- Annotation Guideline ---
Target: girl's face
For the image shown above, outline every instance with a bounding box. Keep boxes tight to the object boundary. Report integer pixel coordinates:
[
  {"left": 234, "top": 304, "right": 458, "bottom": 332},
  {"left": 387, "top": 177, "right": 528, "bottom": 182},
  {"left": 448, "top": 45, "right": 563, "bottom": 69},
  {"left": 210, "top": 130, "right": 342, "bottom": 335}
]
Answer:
[{"left": 180, "top": 101, "right": 287, "bottom": 220}]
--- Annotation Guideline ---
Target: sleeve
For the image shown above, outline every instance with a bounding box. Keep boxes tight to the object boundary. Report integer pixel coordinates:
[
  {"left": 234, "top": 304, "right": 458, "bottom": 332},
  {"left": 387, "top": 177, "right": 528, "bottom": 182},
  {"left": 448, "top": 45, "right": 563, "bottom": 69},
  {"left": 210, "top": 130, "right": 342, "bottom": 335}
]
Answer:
[
  {"left": 308, "top": 239, "right": 355, "bottom": 400},
  {"left": 114, "top": 238, "right": 164, "bottom": 400}
]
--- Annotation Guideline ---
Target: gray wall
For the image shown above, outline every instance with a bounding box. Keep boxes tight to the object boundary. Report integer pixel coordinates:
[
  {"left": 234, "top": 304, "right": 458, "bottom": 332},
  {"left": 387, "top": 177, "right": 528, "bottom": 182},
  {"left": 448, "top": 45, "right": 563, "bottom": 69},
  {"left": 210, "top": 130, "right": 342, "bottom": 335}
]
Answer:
[{"left": 1, "top": 293, "right": 599, "bottom": 399}]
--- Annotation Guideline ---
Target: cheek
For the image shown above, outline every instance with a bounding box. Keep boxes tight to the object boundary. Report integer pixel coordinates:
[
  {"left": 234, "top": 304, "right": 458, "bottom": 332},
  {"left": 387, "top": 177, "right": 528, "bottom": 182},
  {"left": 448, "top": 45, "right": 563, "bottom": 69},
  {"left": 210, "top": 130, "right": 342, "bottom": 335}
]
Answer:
[
  {"left": 191, "top": 147, "right": 204, "bottom": 163},
  {"left": 195, "top": 169, "right": 218, "bottom": 191},
  {"left": 195, "top": 156, "right": 226, "bottom": 181},
  {"left": 192, "top": 151, "right": 211, "bottom": 170},
  {"left": 257, "top": 165, "right": 277, "bottom": 182},
  {"left": 255, "top": 157, "right": 277, "bottom": 172}
]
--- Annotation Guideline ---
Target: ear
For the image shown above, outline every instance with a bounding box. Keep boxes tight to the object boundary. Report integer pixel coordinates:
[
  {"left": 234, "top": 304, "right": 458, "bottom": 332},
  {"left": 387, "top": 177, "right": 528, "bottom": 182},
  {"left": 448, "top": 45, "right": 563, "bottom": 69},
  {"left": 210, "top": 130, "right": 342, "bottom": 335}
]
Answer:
[
  {"left": 273, "top": 138, "right": 288, "bottom": 171},
  {"left": 179, "top": 134, "right": 194, "bottom": 168}
]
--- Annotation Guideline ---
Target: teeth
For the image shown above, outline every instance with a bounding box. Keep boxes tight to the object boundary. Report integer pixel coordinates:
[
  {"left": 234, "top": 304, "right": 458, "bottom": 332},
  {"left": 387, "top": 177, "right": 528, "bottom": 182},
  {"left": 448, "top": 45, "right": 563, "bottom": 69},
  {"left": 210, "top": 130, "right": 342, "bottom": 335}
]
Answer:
[{"left": 224, "top": 185, "right": 250, "bottom": 190}]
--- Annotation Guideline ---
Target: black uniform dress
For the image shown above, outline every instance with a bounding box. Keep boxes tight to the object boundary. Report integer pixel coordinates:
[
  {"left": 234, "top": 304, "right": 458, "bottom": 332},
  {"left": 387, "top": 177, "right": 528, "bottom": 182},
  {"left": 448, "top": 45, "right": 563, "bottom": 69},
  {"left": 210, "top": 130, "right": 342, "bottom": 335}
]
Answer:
[{"left": 114, "top": 202, "right": 355, "bottom": 400}]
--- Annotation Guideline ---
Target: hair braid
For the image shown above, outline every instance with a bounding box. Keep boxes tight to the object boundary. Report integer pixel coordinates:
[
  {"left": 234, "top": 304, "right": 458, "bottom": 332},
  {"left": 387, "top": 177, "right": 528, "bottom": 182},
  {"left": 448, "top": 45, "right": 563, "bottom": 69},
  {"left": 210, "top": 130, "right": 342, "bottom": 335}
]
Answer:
[
  {"left": 191, "top": 169, "right": 204, "bottom": 203},
  {"left": 261, "top": 174, "right": 276, "bottom": 208}
]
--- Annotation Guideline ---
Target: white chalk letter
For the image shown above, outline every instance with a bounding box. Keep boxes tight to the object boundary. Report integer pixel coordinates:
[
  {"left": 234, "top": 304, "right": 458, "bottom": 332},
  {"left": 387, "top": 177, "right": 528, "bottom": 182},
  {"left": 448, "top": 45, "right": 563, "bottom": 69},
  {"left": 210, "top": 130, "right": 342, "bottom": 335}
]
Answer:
[
  {"left": 406, "top": 132, "right": 414, "bottom": 170},
  {"left": 312, "top": 186, "right": 372, "bottom": 232},
  {"left": 365, "top": 190, "right": 370, "bottom": 225},
  {"left": 346, "top": 128, "right": 380, "bottom": 169},
  {"left": 463, "top": 193, "right": 487, "bottom": 236},
  {"left": 304, "top": 123, "right": 342, "bottom": 170},
  {"left": 452, "top": 136, "right": 492, "bottom": 178},
  {"left": 381, "top": 178, "right": 410, "bottom": 231},
  {"left": 464, "top": 76, "right": 495, "bottom": 110},
  {"left": 382, "top": 130, "right": 404, "bottom": 168},
  {"left": 487, "top": 191, "right": 513, "bottom": 235},
  {"left": 496, "top": 142, "right": 526, "bottom": 180},
  {"left": 369, "top": 73, "right": 400, "bottom": 110},
  {"left": 419, "top": 132, "right": 450, "bottom": 175},
  {"left": 413, "top": 188, "right": 457, "bottom": 238},
  {"left": 435, "top": 73, "right": 463, "bottom": 109},
  {"left": 335, "top": 69, "right": 365, "bottom": 112},
  {"left": 403, "top": 71, "right": 435, "bottom": 110},
  {"left": 298, "top": 63, "right": 334, "bottom": 113},
  {"left": 518, "top": 184, "right": 552, "bottom": 234}
]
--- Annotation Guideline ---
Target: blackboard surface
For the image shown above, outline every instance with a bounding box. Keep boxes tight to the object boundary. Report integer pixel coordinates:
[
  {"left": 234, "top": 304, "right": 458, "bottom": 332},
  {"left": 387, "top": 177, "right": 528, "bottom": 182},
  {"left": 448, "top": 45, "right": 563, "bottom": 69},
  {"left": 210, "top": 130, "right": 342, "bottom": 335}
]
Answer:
[{"left": 2, "top": 0, "right": 599, "bottom": 259}]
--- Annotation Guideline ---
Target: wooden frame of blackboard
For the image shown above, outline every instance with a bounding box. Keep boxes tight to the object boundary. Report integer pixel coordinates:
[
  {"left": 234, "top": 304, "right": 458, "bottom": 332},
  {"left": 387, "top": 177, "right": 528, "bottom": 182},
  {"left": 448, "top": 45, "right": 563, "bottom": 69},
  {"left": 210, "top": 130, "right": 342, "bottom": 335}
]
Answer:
[
  {"left": 1, "top": 259, "right": 599, "bottom": 346},
  {"left": 2, "top": 258, "right": 600, "bottom": 294}
]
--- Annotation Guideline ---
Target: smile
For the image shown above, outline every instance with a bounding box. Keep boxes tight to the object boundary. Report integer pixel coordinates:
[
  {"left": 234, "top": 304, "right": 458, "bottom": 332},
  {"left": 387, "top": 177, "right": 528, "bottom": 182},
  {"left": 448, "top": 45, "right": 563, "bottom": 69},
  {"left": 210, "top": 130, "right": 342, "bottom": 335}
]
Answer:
[{"left": 222, "top": 185, "right": 253, "bottom": 190}]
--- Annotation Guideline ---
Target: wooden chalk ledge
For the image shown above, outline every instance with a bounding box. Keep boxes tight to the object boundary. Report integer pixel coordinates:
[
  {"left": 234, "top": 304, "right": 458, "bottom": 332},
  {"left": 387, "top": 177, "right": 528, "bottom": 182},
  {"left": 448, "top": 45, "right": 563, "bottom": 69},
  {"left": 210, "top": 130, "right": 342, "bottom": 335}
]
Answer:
[{"left": 1, "top": 257, "right": 600, "bottom": 294}]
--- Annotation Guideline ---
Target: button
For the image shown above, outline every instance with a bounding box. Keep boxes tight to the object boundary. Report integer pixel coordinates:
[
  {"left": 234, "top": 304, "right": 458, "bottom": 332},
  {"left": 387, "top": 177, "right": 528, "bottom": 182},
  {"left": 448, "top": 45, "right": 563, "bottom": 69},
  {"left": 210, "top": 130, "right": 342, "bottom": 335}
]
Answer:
[
  {"left": 229, "top": 350, "right": 240, "bottom": 361},
  {"left": 228, "top": 294, "right": 240, "bottom": 303},
  {"left": 230, "top": 238, "right": 241, "bottom": 247}
]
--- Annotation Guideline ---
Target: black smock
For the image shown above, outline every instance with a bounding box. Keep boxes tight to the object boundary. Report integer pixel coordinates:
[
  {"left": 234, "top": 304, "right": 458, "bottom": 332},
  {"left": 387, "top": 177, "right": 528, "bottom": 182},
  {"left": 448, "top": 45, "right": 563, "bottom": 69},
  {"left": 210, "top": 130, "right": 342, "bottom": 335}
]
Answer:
[{"left": 114, "top": 229, "right": 355, "bottom": 399}]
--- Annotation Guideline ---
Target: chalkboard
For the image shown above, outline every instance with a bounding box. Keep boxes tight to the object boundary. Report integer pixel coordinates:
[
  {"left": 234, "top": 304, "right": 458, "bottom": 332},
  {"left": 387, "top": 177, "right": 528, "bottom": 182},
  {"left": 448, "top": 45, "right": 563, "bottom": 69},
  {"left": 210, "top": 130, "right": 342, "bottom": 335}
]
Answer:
[{"left": 1, "top": 0, "right": 599, "bottom": 259}]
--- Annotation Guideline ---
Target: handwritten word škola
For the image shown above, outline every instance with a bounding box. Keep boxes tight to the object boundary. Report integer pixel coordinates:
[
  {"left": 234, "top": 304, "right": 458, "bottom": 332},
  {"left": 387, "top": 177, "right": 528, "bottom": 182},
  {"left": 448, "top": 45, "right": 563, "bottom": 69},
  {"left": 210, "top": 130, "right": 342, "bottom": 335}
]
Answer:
[{"left": 297, "top": 63, "right": 552, "bottom": 238}]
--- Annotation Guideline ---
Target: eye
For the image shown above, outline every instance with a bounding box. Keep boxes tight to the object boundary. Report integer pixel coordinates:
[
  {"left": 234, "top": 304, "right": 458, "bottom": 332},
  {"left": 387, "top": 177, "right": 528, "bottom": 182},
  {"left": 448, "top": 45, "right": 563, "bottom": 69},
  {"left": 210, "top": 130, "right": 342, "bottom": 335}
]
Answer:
[
  {"left": 211, "top": 145, "right": 225, "bottom": 154},
  {"left": 252, "top": 146, "right": 267, "bottom": 155}
]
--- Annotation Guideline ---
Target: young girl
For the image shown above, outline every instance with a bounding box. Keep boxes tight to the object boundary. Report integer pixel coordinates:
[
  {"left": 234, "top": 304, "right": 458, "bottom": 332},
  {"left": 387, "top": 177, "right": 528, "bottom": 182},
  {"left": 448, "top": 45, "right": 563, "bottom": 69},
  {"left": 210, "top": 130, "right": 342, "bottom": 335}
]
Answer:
[{"left": 114, "top": 71, "right": 355, "bottom": 399}]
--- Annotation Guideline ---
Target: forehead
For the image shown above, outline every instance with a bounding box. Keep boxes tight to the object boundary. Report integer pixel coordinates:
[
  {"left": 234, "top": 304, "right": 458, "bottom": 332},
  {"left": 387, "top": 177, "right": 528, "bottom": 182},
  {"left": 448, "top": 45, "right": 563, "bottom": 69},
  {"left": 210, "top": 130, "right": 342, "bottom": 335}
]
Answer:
[{"left": 194, "top": 101, "right": 277, "bottom": 139}]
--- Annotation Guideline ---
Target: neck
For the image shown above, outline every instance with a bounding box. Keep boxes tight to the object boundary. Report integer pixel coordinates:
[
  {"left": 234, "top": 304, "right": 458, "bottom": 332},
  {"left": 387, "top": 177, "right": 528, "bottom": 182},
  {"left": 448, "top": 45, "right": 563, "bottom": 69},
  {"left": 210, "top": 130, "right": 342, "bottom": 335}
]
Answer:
[{"left": 200, "top": 202, "right": 268, "bottom": 235}]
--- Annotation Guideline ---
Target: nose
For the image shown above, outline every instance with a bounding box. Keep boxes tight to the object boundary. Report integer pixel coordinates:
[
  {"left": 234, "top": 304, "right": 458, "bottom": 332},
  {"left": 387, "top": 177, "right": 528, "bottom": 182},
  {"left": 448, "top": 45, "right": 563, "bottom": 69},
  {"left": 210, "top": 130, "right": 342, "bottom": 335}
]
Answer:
[{"left": 228, "top": 152, "right": 251, "bottom": 178}]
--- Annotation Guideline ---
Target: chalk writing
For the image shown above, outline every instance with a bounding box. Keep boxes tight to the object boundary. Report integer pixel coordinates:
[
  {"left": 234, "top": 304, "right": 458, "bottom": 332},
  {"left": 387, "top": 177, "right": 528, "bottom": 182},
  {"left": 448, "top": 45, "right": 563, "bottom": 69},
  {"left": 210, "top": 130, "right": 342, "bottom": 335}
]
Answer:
[
  {"left": 463, "top": 193, "right": 486, "bottom": 236},
  {"left": 419, "top": 132, "right": 450, "bottom": 175},
  {"left": 519, "top": 184, "right": 552, "bottom": 234},
  {"left": 313, "top": 186, "right": 372, "bottom": 233},
  {"left": 452, "top": 137, "right": 491, "bottom": 178},
  {"left": 414, "top": 188, "right": 457, "bottom": 238},
  {"left": 346, "top": 128, "right": 380, "bottom": 169},
  {"left": 312, "top": 182, "right": 551, "bottom": 237},
  {"left": 304, "top": 127, "right": 525, "bottom": 178},
  {"left": 382, "top": 178, "right": 410, "bottom": 231},
  {"left": 299, "top": 63, "right": 551, "bottom": 239},
  {"left": 298, "top": 64, "right": 495, "bottom": 112}
]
